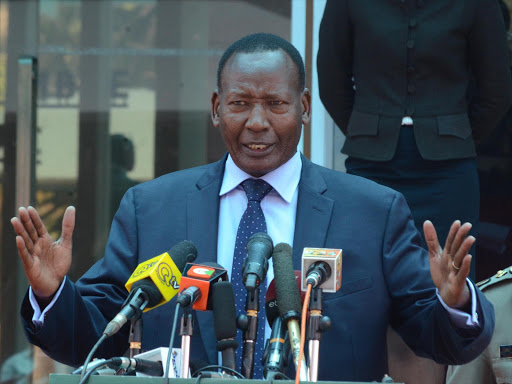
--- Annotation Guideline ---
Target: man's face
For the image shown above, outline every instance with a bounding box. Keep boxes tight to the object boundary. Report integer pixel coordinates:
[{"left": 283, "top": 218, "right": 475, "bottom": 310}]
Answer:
[{"left": 212, "top": 50, "right": 311, "bottom": 177}]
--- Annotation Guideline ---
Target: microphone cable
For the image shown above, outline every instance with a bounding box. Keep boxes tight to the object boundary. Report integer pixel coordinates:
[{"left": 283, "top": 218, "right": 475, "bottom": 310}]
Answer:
[
  {"left": 72, "top": 359, "right": 108, "bottom": 375},
  {"left": 77, "top": 357, "right": 116, "bottom": 384},
  {"left": 79, "top": 333, "right": 109, "bottom": 380},
  {"left": 192, "top": 365, "right": 245, "bottom": 379},
  {"left": 164, "top": 302, "right": 181, "bottom": 384},
  {"left": 296, "top": 283, "right": 312, "bottom": 384}
]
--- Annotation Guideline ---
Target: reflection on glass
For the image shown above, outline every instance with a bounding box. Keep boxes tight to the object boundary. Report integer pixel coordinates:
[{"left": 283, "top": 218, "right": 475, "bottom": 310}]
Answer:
[{"left": 0, "top": 1, "right": 292, "bottom": 381}]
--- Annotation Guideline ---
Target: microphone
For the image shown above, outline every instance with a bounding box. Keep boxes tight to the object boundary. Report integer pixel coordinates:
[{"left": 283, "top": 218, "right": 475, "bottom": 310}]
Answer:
[
  {"left": 242, "top": 232, "right": 273, "bottom": 291},
  {"left": 301, "top": 248, "right": 339, "bottom": 381},
  {"left": 237, "top": 232, "right": 273, "bottom": 378},
  {"left": 301, "top": 247, "right": 342, "bottom": 292},
  {"left": 103, "top": 240, "right": 197, "bottom": 337},
  {"left": 305, "top": 261, "right": 332, "bottom": 288},
  {"left": 272, "top": 243, "right": 308, "bottom": 381},
  {"left": 177, "top": 262, "right": 228, "bottom": 310},
  {"left": 177, "top": 262, "right": 227, "bottom": 378},
  {"left": 212, "top": 281, "right": 239, "bottom": 373},
  {"left": 109, "top": 356, "right": 164, "bottom": 376},
  {"left": 262, "top": 278, "right": 291, "bottom": 379}
]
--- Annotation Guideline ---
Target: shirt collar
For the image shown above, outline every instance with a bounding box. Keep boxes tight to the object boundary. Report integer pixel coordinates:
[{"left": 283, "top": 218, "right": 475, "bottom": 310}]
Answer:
[{"left": 219, "top": 151, "right": 302, "bottom": 204}]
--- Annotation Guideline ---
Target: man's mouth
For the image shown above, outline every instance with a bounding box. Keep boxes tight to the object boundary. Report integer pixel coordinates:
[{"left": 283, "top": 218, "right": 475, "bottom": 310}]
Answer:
[{"left": 247, "top": 144, "right": 270, "bottom": 150}]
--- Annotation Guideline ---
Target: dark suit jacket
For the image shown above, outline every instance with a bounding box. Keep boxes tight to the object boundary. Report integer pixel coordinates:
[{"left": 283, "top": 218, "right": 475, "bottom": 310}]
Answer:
[
  {"left": 318, "top": 0, "right": 512, "bottom": 161},
  {"left": 20, "top": 155, "right": 495, "bottom": 382}
]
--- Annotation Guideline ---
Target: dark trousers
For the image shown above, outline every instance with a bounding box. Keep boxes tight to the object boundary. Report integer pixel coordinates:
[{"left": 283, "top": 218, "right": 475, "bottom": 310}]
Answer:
[{"left": 346, "top": 126, "right": 479, "bottom": 280}]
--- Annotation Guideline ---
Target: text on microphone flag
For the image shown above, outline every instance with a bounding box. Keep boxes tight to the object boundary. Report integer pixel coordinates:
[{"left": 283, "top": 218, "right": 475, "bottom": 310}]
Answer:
[{"left": 125, "top": 251, "right": 182, "bottom": 310}]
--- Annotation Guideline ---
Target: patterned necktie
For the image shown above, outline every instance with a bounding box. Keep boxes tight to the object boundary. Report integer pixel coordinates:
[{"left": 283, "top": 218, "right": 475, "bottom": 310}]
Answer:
[{"left": 232, "top": 178, "right": 273, "bottom": 378}]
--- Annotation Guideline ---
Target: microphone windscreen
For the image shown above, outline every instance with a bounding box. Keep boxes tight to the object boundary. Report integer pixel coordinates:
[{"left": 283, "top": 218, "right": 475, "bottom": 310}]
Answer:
[
  {"left": 272, "top": 243, "right": 302, "bottom": 317},
  {"left": 265, "top": 271, "right": 306, "bottom": 326},
  {"left": 131, "top": 279, "right": 163, "bottom": 307},
  {"left": 169, "top": 240, "right": 198, "bottom": 271},
  {"left": 212, "top": 281, "right": 237, "bottom": 340}
]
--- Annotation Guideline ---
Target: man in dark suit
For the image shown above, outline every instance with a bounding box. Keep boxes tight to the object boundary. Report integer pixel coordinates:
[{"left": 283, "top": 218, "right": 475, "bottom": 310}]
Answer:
[{"left": 12, "top": 33, "right": 494, "bottom": 382}]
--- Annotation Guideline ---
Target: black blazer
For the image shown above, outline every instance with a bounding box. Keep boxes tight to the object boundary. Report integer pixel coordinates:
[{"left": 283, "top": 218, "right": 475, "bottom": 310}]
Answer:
[{"left": 318, "top": 0, "right": 512, "bottom": 161}]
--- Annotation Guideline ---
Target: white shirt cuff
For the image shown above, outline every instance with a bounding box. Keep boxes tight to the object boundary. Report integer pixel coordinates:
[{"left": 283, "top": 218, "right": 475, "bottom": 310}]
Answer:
[
  {"left": 29, "top": 276, "right": 67, "bottom": 327},
  {"left": 437, "top": 278, "right": 479, "bottom": 328}
]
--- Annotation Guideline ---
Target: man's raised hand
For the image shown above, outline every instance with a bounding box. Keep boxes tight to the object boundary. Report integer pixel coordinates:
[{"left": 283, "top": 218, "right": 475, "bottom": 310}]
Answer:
[
  {"left": 11, "top": 206, "right": 75, "bottom": 301},
  {"left": 424, "top": 220, "right": 475, "bottom": 309}
]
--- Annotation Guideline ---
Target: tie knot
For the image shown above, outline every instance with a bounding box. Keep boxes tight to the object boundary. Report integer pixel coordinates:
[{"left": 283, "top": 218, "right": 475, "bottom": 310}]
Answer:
[{"left": 241, "top": 179, "right": 272, "bottom": 202}]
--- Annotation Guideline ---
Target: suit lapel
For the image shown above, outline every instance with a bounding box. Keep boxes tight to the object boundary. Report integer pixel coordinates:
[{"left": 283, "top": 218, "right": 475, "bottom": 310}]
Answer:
[
  {"left": 186, "top": 155, "right": 226, "bottom": 364},
  {"left": 292, "top": 155, "right": 335, "bottom": 270}
]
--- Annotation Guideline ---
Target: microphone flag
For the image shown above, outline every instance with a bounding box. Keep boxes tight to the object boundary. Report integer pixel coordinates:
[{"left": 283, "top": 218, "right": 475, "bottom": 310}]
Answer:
[{"left": 125, "top": 251, "right": 182, "bottom": 311}]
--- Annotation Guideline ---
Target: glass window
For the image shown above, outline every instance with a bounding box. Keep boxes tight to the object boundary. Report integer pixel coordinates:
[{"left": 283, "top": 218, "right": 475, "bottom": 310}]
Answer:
[{"left": 0, "top": 0, "right": 291, "bottom": 380}]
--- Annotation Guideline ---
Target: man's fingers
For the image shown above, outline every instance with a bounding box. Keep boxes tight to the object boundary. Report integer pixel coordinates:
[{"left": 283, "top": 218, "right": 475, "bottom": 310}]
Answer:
[
  {"left": 59, "top": 206, "right": 76, "bottom": 249},
  {"left": 423, "top": 220, "right": 441, "bottom": 258},
  {"left": 455, "top": 254, "right": 472, "bottom": 285},
  {"left": 450, "top": 222, "right": 472, "bottom": 259},
  {"left": 18, "top": 207, "right": 40, "bottom": 247},
  {"left": 15, "top": 235, "right": 34, "bottom": 271},
  {"left": 11, "top": 216, "right": 35, "bottom": 253},
  {"left": 28, "top": 206, "right": 48, "bottom": 238},
  {"left": 453, "top": 235, "right": 475, "bottom": 271},
  {"left": 443, "top": 220, "right": 461, "bottom": 256}
]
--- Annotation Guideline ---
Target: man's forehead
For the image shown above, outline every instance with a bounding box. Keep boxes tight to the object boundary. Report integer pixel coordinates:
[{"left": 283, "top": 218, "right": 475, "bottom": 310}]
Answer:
[
  {"left": 227, "top": 50, "right": 288, "bottom": 68},
  {"left": 220, "top": 50, "right": 298, "bottom": 89}
]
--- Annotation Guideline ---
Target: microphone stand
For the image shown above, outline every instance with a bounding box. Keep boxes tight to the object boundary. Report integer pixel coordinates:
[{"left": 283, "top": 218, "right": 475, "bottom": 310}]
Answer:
[
  {"left": 128, "top": 316, "right": 143, "bottom": 358},
  {"left": 307, "top": 287, "right": 331, "bottom": 382},
  {"left": 180, "top": 309, "right": 194, "bottom": 378},
  {"left": 241, "top": 287, "right": 259, "bottom": 379}
]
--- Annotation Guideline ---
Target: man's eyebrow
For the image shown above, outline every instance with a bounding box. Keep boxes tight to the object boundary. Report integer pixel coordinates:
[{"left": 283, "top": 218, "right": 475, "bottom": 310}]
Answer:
[
  {"left": 226, "top": 90, "right": 291, "bottom": 99},
  {"left": 226, "top": 90, "right": 249, "bottom": 97}
]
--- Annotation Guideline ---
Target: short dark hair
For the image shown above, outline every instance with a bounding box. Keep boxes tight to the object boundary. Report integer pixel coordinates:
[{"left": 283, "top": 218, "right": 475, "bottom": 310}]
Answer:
[{"left": 217, "top": 33, "right": 305, "bottom": 91}]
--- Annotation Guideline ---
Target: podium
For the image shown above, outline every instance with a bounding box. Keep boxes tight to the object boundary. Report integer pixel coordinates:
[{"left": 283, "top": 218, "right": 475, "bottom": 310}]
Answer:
[{"left": 49, "top": 374, "right": 404, "bottom": 384}]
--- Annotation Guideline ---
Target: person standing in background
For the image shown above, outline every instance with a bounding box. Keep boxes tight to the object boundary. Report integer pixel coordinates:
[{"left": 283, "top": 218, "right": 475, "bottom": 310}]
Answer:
[
  {"left": 446, "top": 266, "right": 512, "bottom": 384},
  {"left": 318, "top": 0, "right": 512, "bottom": 280},
  {"left": 317, "top": 1, "right": 512, "bottom": 383}
]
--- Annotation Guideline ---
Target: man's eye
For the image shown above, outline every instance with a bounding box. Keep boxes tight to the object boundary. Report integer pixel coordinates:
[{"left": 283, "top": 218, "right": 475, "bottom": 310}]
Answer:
[
  {"left": 232, "top": 101, "right": 246, "bottom": 106},
  {"left": 270, "top": 100, "right": 284, "bottom": 106}
]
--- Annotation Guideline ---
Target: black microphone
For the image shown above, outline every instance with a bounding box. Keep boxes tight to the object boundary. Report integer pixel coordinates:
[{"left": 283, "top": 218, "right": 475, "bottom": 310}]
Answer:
[
  {"left": 238, "top": 233, "right": 273, "bottom": 378},
  {"left": 262, "top": 279, "right": 290, "bottom": 379},
  {"left": 103, "top": 240, "right": 198, "bottom": 337},
  {"left": 212, "top": 281, "right": 239, "bottom": 373},
  {"left": 272, "top": 243, "right": 308, "bottom": 381},
  {"left": 109, "top": 357, "right": 164, "bottom": 376},
  {"left": 242, "top": 232, "right": 273, "bottom": 291},
  {"left": 305, "top": 261, "right": 332, "bottom": 288}
]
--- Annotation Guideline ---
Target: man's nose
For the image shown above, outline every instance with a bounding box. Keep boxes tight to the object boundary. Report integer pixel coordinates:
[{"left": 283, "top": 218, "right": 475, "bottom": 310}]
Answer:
[{"left": 245, "top": 104, "right": 269, "bottom": 131}]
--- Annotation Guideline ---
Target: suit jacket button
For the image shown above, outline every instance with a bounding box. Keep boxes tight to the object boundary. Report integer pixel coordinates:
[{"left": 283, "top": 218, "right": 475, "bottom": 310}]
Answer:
[
  {"left": 417, "top": 0, "right": 424, "bottom": 7},
  {"left": 409, "top": 18, "right": 417, "bottom": 28},
  {"left": 407, "top": 66, "right": 416, "bottom": 73},
  {"left": 407, "top": 85, "right": 416, "bottom": 94},
  {"left": 407, "top": 40, "right": 415, "bottom": 49}
]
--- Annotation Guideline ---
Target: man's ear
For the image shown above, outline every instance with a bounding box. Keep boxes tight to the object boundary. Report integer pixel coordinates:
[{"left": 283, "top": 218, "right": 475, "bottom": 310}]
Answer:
[
  {"left": 211, "top": 89, "right": 221, "bottom": 127},
  {"left": 301, "top": 88, "right": 312, "bottom": 125}
]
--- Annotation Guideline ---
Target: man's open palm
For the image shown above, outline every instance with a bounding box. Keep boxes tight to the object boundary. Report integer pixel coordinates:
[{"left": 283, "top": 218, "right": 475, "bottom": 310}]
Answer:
[{"left": 11, "top": 206, "right": 75, "bottom": 299}]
